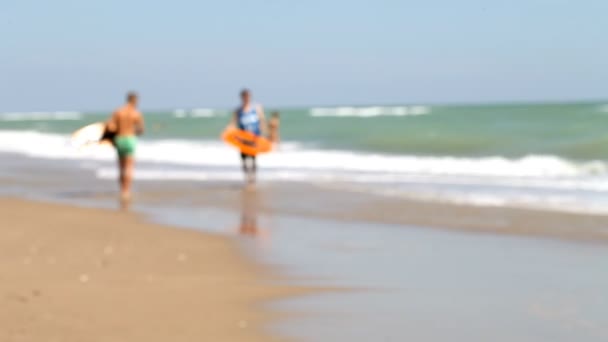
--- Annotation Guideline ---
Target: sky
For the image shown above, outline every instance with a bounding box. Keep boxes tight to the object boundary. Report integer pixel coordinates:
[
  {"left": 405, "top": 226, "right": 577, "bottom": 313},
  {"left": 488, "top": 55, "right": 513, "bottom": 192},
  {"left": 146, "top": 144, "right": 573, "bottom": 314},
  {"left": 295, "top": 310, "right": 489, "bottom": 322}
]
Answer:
[{"left": 0, "top": 0, "right": 606, "bottom": 111}]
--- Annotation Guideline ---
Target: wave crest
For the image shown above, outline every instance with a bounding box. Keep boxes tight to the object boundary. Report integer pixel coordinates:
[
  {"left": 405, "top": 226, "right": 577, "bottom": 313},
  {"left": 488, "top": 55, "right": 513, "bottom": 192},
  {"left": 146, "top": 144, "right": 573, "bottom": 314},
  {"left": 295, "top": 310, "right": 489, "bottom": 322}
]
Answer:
[
  {"left": 173, "top": 108, "right": 226, "bottom": 118},
  {"left": 0, "top": 111, "right": 82, "bottom": 122},
  {"left": 310, "top": 106, "right": 430, "bottom": 118},
  {"left": 0, "top": 130, "right": 604, "bottom": 179}
]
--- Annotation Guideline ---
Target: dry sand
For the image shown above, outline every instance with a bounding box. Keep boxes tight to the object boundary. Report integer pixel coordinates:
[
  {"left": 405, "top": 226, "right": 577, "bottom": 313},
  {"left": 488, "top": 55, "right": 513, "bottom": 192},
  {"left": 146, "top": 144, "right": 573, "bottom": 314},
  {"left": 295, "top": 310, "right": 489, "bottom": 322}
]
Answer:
[{"left": 0, "top": 198, "right": 295, "bottom": 342}]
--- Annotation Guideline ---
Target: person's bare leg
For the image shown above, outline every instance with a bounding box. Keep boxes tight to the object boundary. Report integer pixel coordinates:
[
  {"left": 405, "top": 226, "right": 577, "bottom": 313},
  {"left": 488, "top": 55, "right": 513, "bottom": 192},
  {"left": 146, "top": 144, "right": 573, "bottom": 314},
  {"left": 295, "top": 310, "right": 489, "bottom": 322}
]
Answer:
[
  {"left": 245, "top": 157, "right": 256, "bottom": 186},
  {"left": 250, "top": 156, "right": 257, "bottom": 184},
  {"left": 118, "top": 157, "right": 126, "bottom": 190},
  {"left": 241, "top": 154, "right": 249, "bottom": 184},
  {"left": 120, "top": 156, "right": 135, "bottom": 200},
  {"left": 241, "top": 155, "right": 255, "bottom": 186},
  {"left": 242, "top": 161, "right": 249, "bottom": 182}
]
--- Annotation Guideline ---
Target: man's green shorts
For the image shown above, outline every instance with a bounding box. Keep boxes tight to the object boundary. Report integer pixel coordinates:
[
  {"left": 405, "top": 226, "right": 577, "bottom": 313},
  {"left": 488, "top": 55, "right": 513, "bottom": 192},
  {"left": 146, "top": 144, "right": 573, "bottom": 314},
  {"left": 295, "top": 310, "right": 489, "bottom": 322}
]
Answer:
[{"left": 114, "top": 136, "right": 137, "bottom": 158}]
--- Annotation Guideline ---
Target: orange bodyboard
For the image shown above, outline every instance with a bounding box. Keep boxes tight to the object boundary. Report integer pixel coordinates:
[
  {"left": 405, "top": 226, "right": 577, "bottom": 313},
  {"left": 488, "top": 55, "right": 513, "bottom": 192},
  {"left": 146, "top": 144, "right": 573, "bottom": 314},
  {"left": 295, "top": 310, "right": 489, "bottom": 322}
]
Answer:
[{"left": 222, "top": 128, "right": 272, "bottom": 156}]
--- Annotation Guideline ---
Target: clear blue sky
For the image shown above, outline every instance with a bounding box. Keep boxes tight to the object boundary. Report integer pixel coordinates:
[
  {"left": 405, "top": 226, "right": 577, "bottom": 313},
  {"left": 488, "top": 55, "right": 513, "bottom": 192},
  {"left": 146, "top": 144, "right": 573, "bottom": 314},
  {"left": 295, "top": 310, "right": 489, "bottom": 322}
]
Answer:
[{"left": 1, "top": 0, "right": 606, "bottom": 111}]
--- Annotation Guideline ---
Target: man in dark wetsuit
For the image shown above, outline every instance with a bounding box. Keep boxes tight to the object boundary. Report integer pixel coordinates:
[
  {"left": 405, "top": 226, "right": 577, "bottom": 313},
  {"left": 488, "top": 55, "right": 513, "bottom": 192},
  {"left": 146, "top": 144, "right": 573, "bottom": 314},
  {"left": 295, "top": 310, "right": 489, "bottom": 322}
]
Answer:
[{"left": 229, "top": 89, "right": 267, "bottom": 184}]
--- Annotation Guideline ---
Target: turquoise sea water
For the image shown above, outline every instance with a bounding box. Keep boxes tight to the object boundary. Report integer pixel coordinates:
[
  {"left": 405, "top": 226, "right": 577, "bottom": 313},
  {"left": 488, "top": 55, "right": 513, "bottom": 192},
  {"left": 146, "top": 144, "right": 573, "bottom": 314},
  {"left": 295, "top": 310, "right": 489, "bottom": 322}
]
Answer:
[
  {"left": 2, "top": 102, "right": 607, "bottom": 159},
  {"left": 1, "top": 101, "right": 608, "bottom": 213}
]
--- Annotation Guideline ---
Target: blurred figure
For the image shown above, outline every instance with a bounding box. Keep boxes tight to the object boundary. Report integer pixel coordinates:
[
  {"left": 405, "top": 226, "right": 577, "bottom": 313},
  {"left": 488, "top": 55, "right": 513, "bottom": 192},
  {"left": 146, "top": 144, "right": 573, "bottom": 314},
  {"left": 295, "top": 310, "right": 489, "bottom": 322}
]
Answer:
[
  {"left": 228, "top": 89, "right": 267, "bottom": 185},
  {"left": 106, "top": 92, "right": 144, "bottom": 201},
  {"left": 268, "top": 111, "right": 281, "bottom": 146},
  {"left": 237, "top": 189, "right": 270, "bottom": 243}
]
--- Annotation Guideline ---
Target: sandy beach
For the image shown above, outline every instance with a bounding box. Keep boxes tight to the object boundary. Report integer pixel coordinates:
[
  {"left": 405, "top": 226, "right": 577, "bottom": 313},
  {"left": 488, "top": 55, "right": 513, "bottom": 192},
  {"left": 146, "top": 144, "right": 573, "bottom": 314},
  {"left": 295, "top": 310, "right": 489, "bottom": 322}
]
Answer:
[
  {"left": 0, "top": 198, "right": 295, "bottom": 342},
  {"left": 2, "top": 156, "right": 608, "bottom": 341}
]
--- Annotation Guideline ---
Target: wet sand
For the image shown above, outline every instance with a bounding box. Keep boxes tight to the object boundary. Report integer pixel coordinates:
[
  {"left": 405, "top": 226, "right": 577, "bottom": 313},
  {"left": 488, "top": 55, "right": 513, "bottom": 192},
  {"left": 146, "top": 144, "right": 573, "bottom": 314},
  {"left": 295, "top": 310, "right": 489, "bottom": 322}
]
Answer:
[
  {"left": 3, "top": 154, "right": 608, "bottom": 245},
  {"left": 0, "top": 198, "right": 296, "bottom": 342},
  {"left": 132, "top": 182, "right": 608, "bottom": 244},
  {"left": 137, "top": 191, "right": 608, "bottom": 341},
  {"left": 2, "top": 155, "right": 608, "bottom": 341}
]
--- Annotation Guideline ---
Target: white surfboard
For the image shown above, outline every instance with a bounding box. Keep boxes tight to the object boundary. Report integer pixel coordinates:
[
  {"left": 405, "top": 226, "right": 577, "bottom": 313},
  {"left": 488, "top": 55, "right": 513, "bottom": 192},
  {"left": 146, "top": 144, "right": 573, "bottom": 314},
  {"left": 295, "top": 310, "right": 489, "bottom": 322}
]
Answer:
[{"left": 71, "top": 122, "right": 114, "bottom": 149}]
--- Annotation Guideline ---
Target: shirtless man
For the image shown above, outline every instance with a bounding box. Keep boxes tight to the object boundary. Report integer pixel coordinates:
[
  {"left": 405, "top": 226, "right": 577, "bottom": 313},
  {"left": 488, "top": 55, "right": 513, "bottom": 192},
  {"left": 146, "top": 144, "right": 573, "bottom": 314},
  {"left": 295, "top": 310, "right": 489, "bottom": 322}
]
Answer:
[
  {"left": 106, "top": 92, "right": 144, "bottom": 200},
  {"left": 228, "top": 89, "right": 267, "bottom": 185}
]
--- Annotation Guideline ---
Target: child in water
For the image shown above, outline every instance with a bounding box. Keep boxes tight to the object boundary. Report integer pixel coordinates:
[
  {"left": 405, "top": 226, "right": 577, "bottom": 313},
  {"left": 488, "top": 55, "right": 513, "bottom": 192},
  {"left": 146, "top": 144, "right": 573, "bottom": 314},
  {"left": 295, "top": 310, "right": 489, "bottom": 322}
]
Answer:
[{"left": 268, "top": 112, "right": 281, "bottom": 146}]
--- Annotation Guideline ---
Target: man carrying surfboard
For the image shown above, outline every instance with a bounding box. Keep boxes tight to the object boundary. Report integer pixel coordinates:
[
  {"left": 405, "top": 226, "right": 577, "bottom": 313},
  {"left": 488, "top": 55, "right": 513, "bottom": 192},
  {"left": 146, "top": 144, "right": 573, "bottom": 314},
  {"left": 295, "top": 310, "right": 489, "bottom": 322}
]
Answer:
[
  {"left": 106, "top": 92, "right": 144, "bottom": 200},
  {"left": 228, "top": 89, "right": 267, "bottom": 185}
]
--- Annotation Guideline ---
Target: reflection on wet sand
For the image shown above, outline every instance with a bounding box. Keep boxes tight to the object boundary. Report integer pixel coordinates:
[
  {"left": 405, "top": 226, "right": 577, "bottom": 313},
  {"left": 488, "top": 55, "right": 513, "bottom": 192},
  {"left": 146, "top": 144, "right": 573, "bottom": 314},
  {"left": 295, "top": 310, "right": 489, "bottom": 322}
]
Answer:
[
  {"left": 238, "top": 189, "right": 268, "bottom": 240},
  {"left": 120, "top": 197, "right": 131, "bottom": 211}
]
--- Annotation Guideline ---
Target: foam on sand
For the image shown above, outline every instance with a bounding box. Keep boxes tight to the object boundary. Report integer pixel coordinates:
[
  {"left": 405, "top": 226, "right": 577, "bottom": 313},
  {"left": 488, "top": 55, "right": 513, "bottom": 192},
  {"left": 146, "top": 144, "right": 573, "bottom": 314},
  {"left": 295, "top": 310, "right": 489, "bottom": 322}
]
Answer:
[{"left": 2, "top": 130, "right": 608, "bottom": 214}]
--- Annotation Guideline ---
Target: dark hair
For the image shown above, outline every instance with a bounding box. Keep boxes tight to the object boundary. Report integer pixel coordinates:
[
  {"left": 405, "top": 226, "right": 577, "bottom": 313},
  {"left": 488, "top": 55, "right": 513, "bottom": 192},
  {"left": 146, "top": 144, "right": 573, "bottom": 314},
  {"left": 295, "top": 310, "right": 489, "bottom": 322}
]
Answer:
[
  {"left": 126, "top": 91, "right": 138, "bottom": 103},
  {"left": 272, "top": 111, "right": 280, "bottom": 118},
  {"left": 240, "top": 88, "right": 251, "bottom": 97}
]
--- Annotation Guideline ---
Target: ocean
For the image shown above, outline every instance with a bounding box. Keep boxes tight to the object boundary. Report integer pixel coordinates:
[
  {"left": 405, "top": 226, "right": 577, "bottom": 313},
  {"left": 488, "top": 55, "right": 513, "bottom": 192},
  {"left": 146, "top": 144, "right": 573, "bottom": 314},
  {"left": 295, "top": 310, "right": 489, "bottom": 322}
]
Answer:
[{"left": 2, "top": 101, "right": 608, "bottom": 214}]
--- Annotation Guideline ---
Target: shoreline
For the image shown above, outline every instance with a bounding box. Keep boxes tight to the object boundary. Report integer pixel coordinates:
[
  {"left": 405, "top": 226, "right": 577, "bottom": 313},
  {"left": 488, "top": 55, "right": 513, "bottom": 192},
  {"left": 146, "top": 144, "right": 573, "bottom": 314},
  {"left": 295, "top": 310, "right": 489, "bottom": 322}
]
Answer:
[
  {"left": 3, "top": 156, "right": 608, "bottom": 246},
  {"left": 2, "top": 151, "right": 607, "bottom": 246},
  {"left": 0, "top": 197, "right": 301, "bottom": 342}
]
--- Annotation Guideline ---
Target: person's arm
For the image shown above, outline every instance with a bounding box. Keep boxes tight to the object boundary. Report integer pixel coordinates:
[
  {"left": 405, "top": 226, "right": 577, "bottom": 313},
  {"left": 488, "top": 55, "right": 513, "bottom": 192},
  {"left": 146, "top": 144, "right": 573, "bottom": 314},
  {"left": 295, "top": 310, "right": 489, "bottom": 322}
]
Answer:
[
  {"left": 135, "top": 111, "right": 145, "bottom": 136},
  {"left": 258, "top": 105, "right": 268, "bottom": 137}
]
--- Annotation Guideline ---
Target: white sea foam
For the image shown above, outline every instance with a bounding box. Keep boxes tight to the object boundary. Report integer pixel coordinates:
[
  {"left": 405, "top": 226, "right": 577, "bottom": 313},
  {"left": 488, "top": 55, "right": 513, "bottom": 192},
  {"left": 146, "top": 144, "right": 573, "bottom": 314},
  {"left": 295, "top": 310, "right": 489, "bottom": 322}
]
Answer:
[
  {"left": 191, "top": 108, "right": 216, "bottom": 117},
  {"left": 173, "top": 109, "right": 187, "bottom": 118},
  {"left": 340, "top": 183, "right": 608, "bottom": 215},
  {"left": 91, "top": 168, "right": 608, "bottom": 192},
  {"left": 310, "top": 106, "right": 430, "bottom": 118},
  {"left": 0, "top": 111, "right": 82, "bottom": 122},
  {"left": 2, "top": 130, "right": 608, "bottom": 213},
  {"left": 0, "top": 130, "right": 605, "bottom": 179},
  {"left": 172, "top": 108, "right": 226, "bottom": 118},
  {"left": 92, "top": 165, "right": 608, "bottom": 214}
]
